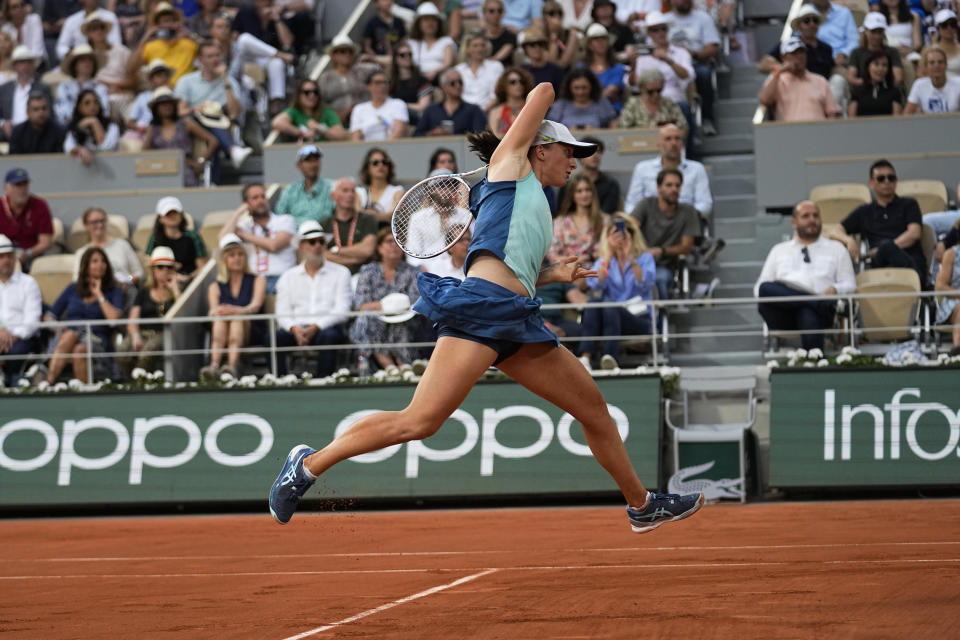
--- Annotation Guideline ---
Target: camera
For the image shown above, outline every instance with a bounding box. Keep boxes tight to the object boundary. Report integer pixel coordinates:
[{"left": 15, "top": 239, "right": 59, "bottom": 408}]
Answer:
[
  {"left": 154, "top": 28, "right": 173, "bottom": 39},
  {"left": 614, "top": 219, "right": 626, "bottom": 234}
]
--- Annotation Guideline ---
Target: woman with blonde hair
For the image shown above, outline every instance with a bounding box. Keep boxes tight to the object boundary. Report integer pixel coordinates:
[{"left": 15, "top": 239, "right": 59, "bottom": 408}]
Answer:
[
  {"left": 200, "top": 233, "right": 267, "bottom": 380},
  {"left": 577, "top": 213, "right": 655, "bottom": 371},
  {"left": 549, "top": 172, "right": 608, "bottom": 265},
  {"left": 454, "top": 30, "right": 503, "bottom": 111},
  {"left": 356, "top": 147, "right": 404, "bottom": 225},
  {"left": 117, "top": 246, "right": 180, "bottom": 379},
  {"left": 542, "top": 0, "right": 579, "bottom": 68},
  {"left": 487, "top": 66, "right": 534, "bottom": 135}
]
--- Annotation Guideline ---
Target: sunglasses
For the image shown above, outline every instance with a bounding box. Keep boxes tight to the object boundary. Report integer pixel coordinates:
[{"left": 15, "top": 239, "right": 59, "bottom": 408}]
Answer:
[
  {"left": 86, "top": 218, "right": 108, "bottom": 226},
  {"left": 643, "top": 87, "right": 663, "bottom": 95},
  {"left": 154, "top": 264, "right": 175, "bottom": 270},
  {"left": 940, "top": 20, "right": 958, "bottom": 28},
  {"left": 544, "top": 10, "right": 562, "bottom": 16},
  {"left": 446, "top": 79, "right": 462, "bottom": 86},
  {"left": 523, "top": 40, "right": 547, "bottom": 48},
  {"left": 874, "top": 173, "right": 897, "bottom": 183},
  {"left": 396, "top": 51, "right": 411, "bottom": 57},
  {"left": 647, "top": 25, "right": 668, "bottom": 32},
  {"left": 300, "top": 88, "right": 319, "bottom": 96},
  {"left": 801, "top": 246, "right": 811, "bottom": 263},
  {"left": 86, "top": 22, "right": 106, "bottom": 30},
  {"left": 304, "top": 238, "right": 325, "bottom": 246},
  {"left": 369, "top": 158, "right": 391, "bottom": 166},
  {"left": 485, "top": 7, "right": 503, "bottom": 13},
  {"left": 507, "top": 78, "right": 523, "bottom": 85},
  {"left": 800, "top": 17, "right": 818, "bottom": 24}
]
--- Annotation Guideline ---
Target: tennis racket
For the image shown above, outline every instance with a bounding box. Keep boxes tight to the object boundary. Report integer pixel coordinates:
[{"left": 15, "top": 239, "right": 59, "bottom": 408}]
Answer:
[{"left": 392, "top": 166, "right": 487, "bottom": 259}]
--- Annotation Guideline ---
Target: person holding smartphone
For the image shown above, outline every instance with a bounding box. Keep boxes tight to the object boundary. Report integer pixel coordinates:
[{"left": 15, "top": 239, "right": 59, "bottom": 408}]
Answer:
[{"left": 125, "top": 2, "right": 198, "bottom": 85}]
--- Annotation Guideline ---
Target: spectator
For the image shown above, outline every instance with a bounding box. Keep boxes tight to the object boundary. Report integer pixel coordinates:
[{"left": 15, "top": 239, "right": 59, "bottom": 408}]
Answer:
[
  {"left": 318, "top": 177, "right": 379, "bottom": 273},
  {"left": 935, "top": 244, "right": 960, "bottom": 355},
  {"left": 549, "top": 172, "right": 609, "bottom": 265},
  {"left": 918, "top": 10, "right": 959, "bottom": 80},
  {"left": 350, "top": 70, "right": 409, "bottom": 141},
  {"left": 125, "top": 59, "right": 173, "bottom": 138},
  {"left": 877, "top": 0, "right": 923, "bottom": 55},
  {"left": 389, "top": 40, "right": 433, "bottom": 121},
  {"left": 420, "top": 226, "right": 470, "bottom": 277},
  {"left": 0, "top": 233, "right": 42, "bottom": 387},
  {"left": 591, "top": 0, "right": 636, "bottom": 57},
  {"left": 275, "top": 145, "right": 335, "bottom": 229},
  {"left": 848, "top": 49, "right": 905, "bottom": 116},
  {"left": 271, "top": 78, "right": 347, "bottom": 143},
  {"left": 666, "top": 0, "right": 720, "bottom": 135},
  {"left": 409, "top": 2, "right": 456, "bottom": 83},
  {"left": 84, "top": 11, "right": 134, "bottom": 114},
  {"left": 557, "top": 135, "right": 619, "bottom": 214},
  {"left": 146, "top": 196, "right": 208, "bottom": 283},
  {"left": 631, "top": 12, "right": 693, "bottom": 125},
  {"left": 211, "top": 14, "right": 292, "bottom": 117},
  {"left": 362, "top": 0, "right": 406, "bottom": 67},
  {"left": 756, "top": 200, "right": 856, "bottom": 351},
  {"left": 429, "top": 146, "right": 459, "bottom": 174},
  {"left": 542, "top": 0, "right": 579, "bottom": 68},
  {"left": 117, "top": 246, "right": 180, "bottom": 379},
  {"left": 414, "top": 67, "right": 487, "bottom": 136},
  {"left": 547, "top": 67, "right": 617, "bottom": 129},
  {"left": 186, "top": 0, "right": 223, "bottom": 38},
  {"left": 0, "top": 46, "right": 51, "bottom": 140},
  {"left": 274, "top": 220, "right": 352, "bottom": 377},
  {"left": 619, "top": 68, "right": 688, "bottom": 129},
  {"left": 9, "top": 91, "right": 65, "bottom": 153},
  {"left": 220, "top": 183, "right": 296, "bottom": 293},
  {"left": 847, "top": 13, "right": 904, "bottom": 92},
  {"left": 578, "top": 214, "right": 656, "bottom": 370},
  {"left": 143, "top": 87, "right": 218, "bottom": 187},
  {"left": 756, "top": 5, "right": 834, "bottom": 79},
  {"left": 270, "top": 0, "right": 315, "bottom": 56},
  {"left": 580, "top": 22, "right": 627, "bottom": 112},
  {"left": 403, "top": 171, "right": 474, "bottom": 263},
  {"left": 829, "top": 159, "right": 927, "bottom": 287},
  {"left": 73, "top": 206, "right": 144, "bottom": 290},
  {"left": 356, "top": 147, "right": 404, "bottom": 226},
  {"left": 200, "top": 232, "right": 266, "bottom": 379},
  {"left": 502, "top": 0, "right": 543, "bottom": 33},
  {"left": 422, "top": 0, "right": 464, "bottom": 44},
  {"left": 536, "top": 273, "right": 586, "bottom": 346},
  {"left": 56, "top": 0, "right": 121, "bottom": 61},
  {"left": 480, "top": 0, "right": 517, "bottom": 63},
  {"left": 0, "top": 31, "right": 13, "bottom": 84},
  {"left": 807, "top": 0, "right": 859, "bottom": 106},
  {"left": 2, "top": 0, "right": 45, "bottom": 62},
  {"left": 126, "top": 2, "right": 198, "bottom": 85},
  {"left": 487, "top": 65, "right": 533, "bottom": 135},
  {"left": 630, "top": 167, "right": 699, "bottom": 299},
  {"left": 40, "top": 246, "right": 123, "bottom": 385},
  {"left": 454, "top": 32, "right": 503, "bottom": 112},
  {"left": 112, "top": 0, "right": 145, "bottom": 46},
  {"left": 624, "top": 123, "right": 712, "bottom": 218},
  {"left": 64, "top": 87, "right": 120, "bottom": 165},
  {"left": 0, "top": 168, "right": 52, "bottom": 269},
  {"left": 519, "top": 27, "right": 564, "bottom": 93},
  {"left": 230, "top": 0, "right": 293, "bottom": 67},
  {"left": 559, "top": 0, "right": 594, "bottom": 33},
  {"left": 758, "top": 37, "right": 842, "bottom": 122},
  {"left": 55, "top": 44, "right": 110, "bottom": 125},
  {"left": 350, "top": 228, "right": 427, "bottom": 369},
  {"left": 904, "top": 46, "right": 960, "bottom": 112},
  {"left": 317, "top": 35, "right": 374, "bottom": 126}
]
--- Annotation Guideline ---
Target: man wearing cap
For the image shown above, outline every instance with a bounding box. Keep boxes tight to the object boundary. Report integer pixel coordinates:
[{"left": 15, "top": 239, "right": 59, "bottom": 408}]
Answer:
[
  {"left": 520, "top": 28, "right": 564, "bottom": 93},
  {"left": 275, "top": 145, "right": 335, "bottom": 230},
  {"left": 55, "top": 0, "right": 121, "bottom": 61},
  {"left": 0, "top": 46, "right": 52, "bottom": 140},
  {"left": 9, "top": 91, "right": 66, "bottom": 154},
  {"left": 220, "top": 183, "right": 296, "bottom": 294},
  {"left": 413, "top": 68, "right": 488, "bottom": 137},
  {"left": 758, "top": 36, "right": 841, "bottom": 122},
  {"left": 666, "top": 0, "right": 720, "bottom": 135},
  {"left": 624, "top": 124, "right": 712, "bottom": 220},
  {"left": 0, "top": 169, "right": 53, "bottom": 270},
  {"left": 318, "top": 177, "right": 378, "bottom": 273},
  {"left": 274, "top": 220, "right": 352, "bottom": 378},
  {"left": 756, "top": 5, "right": 834, "bottom": 79},
  {"left": 0, "top": 233, "right": 42, "bottom": 387},
  {"left": 126, "top": 2, "right": 198, "bottom": 84}
]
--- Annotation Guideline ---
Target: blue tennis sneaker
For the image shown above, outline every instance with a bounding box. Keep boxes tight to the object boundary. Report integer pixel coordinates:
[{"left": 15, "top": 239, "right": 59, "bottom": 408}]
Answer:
[
  {"left": 626, "top": 491, "right": 704, "bottom": 533},
  {"left": 268, "top": 444, "right": 318, "bottom": 524}
]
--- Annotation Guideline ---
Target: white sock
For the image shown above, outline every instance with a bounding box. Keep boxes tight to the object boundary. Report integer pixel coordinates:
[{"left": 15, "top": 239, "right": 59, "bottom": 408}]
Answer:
[{"left": 301, "top": 459, "right": 317, "bottom": 481}]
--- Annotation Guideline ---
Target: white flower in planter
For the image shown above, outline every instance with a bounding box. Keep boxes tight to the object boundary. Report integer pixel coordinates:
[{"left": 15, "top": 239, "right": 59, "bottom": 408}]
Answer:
[
  {"left": 240, "top": 375, "right": 258, "bottom": 386},
  {"left": 131, "top": 367, "right": 147, "bottom": 380},
  {"left": 68, "top": 378, "right": 83, "bottom": 390},
  {"left": 807, "top": 348, "right": 823, "bottom": 360},
  {"left": 803, "top": 361, "right": 815, "bottom": 368},
  {"left": 219, "top": 372, "right": 233, "bottom": 382},
  {"left": 766, "top": 360, "right": 779, "bottom": 368},
  {"left": 796, "top": 348, "right": 808, "bottom": 359},
  {"left": 817, "top": 359, "right": 829, "bottom": 367},
  {"left": 152, "top": 370, "right": 164, "bottom": 380},
  {"left": 53, "top": 382, "right": 68, "bottom": 392},
  {"left": 841, "top": 345, "right": 859, "bottom": 355},
  {"left": 836, "top": 353, "right": 852, "bottom": 364},
  {"left": 372, "top": 369, "right": 388, "bottom": 381},
  {"left": 280, "top": 374, "right": 299, "bottom": 386},
  {"left": 36, "top": 380, "right": 49, "bottom": 391}
]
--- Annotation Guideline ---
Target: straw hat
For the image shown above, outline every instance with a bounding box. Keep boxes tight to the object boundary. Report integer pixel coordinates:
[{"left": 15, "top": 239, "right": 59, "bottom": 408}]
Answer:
[
  {"left": 149, "top": 1, "right": 183, "bottom": 26},
  {"left": 63, "top": 43, "right": 99, "bottom": 77},
  {"left": 195, "top": 101, "right": 230, "bottom": 129},
  {"left": 148, "top": 86, "right": 178, "bottom": 107},
  {"left": 789, "top": 5, "right": 822, "bottom": 30},
  {"left": 10, "top": 45, "right": 40, "bottom": 65},
  {"left": 81, "top": 10, "right": 114, "bottom": 36},
  {"left": 582, "top": 22, "right": 616, "bottom": 46},
  {"left": 414, "top": 2, "right": 445, "bottom": 27},
  {"left": 325, "top": 34, "right": 358, "bottom": 56},
  {"left": 150, "top": 246, "right": 180, "bottom": 269}
]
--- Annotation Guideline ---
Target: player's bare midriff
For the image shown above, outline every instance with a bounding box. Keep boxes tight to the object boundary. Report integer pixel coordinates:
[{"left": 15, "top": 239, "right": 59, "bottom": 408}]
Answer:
[{"left": 466, "top": 251, "right": 532, "bottom": 297}]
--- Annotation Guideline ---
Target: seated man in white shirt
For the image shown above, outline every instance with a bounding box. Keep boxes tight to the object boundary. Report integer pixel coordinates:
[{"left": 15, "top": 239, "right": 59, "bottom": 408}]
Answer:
[
  {"left": 219, "top": 182, "right": 296, "bottom": 294},
  {"left": 55, "top": 0, "right": 121, "bottom": 62},
  {"left": 274, "top": 221, "right": 352, "bottom": 377},
  {"left": 0, "top": 233, "right": 42, "bottom": 387},
  {"left": 754, "top": 200, "right": 856, "bottom": 351}
]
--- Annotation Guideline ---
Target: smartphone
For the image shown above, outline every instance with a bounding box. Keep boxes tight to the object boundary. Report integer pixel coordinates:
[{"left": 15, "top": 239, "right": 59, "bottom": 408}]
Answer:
[
  {"left": 614, "top": 220, "right": 626, "bottom": 234},
  {"left": 154, "top": 28, "right": 173, "bottom": 39}
]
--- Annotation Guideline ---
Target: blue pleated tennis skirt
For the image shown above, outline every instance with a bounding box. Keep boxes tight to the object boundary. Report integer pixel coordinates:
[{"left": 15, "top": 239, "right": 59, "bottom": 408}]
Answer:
[{"left": 413, "top": 272, "right": 559, "bottom": 347}]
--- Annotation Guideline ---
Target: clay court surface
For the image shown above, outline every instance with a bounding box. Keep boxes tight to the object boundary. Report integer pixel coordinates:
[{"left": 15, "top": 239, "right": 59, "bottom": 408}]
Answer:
[{"left": 2, "top": 499, "right": 959, "bottom": 639}]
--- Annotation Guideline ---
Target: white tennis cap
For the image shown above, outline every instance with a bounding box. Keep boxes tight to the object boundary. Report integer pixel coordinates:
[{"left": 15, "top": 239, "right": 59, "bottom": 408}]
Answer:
[
  {"left": 156, "top": 196, "right": 183, "bottom": 215},
  {"left": 219, "top": 232, "right": 243, "bottom": 250},
  {"left": 533, "top": 121, "right": 598, "bottom": 158},
  {"left": 297, "top": 220, "right": 330, "bottom": 242},
  {"left": 0, "top": 234, "right": 14, "bottom": 253}
]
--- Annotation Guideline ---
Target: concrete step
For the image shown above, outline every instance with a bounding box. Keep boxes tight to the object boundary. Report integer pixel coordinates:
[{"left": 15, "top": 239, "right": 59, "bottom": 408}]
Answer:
[
  {"left": 711, "top": 116, "right": 755, "bottom": 135},
  {"left": 710, "top": 173, "right": 756, "bottom": 197},
  {"left": 718, "top": 236, "right": 764, "bottom": 261},
  {"left": 713, "top": 195, "right": 758, "bottom": 219},
  {"left": 724, "top": 64, "right": 767, "bottom": 83},
  {"left": 714, "top": 215, "right": 760, "bottom": 238},
  {"left": 714, "top": 97, "right": 761, "bottom": 119},
  {"left": 710, "top": 260, "right": 764, "bottom": 284},
  {"left": 699, "top": 133, "right": 754, "bottom": 156},
  {"left": 719, "top": 77, "right": 767, "bottom": 101},
  {"left": 715, "top": 282, "right": 756, "bottom": 298},
  {"left": 704, "top": 153, "right": 755, "bottom": 177}
]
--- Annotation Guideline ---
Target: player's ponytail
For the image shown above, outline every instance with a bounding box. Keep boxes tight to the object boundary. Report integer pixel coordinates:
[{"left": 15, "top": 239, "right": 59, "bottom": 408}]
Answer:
[{"left": 467, "top": 129, "right": 500, "bottom": 164}]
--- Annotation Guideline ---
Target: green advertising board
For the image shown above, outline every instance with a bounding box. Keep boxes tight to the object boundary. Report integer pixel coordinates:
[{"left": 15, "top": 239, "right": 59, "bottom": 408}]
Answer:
[
  {"left": 0, "top": 376, "right": 661, "bottom": 508},
  {"left": 770, "top": 368, "right": 960, "bottom": 488}
]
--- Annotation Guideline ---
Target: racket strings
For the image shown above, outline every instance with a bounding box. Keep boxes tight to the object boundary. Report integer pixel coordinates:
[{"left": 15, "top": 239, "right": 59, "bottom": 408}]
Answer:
[{"left": 393, "top": 177, "right": 472, "bottom": 259}]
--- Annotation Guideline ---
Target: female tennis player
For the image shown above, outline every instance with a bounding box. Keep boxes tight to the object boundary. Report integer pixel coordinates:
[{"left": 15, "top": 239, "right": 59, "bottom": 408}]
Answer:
[{"left": 269, "top": 82, "right": 704, "bottom": 533}]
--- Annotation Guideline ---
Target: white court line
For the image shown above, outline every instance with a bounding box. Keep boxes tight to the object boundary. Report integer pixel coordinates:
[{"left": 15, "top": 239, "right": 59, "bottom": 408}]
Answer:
[
  {"left": 280, "top": 569, "right": 499, "bottom": 640},
  {"left": 3, "top": 558, "right": 960, "bottom": 580},
  {"left": 17, "top": 540, "right": 960, "bottom": 563}
]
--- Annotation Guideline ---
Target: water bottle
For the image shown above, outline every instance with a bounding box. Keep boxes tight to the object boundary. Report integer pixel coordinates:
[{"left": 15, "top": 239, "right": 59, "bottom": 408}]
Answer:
[{"left": 357, "top": 350, "right": 370, "bottom": 380}]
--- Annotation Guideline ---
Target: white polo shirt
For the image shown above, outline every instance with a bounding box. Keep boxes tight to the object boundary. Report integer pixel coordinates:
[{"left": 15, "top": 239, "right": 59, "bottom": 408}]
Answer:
[
  {"left": 274, "top": 260, "right": 352, "bottom": 331},
  {"left": 754, "top": 236, "right": 857, "bottom": 296},
  {"left": 0, "top": 270, "right": 42, "bottom": 339}
]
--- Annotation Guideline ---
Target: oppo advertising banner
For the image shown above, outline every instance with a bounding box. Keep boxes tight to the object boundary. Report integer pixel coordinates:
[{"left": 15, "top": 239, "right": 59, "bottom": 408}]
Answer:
[
  {"left": 770, "top": 369, "right": 960, "bottom": 488},
  {"left": 0, "top": 377, "right": 661, "bottom": 507}
]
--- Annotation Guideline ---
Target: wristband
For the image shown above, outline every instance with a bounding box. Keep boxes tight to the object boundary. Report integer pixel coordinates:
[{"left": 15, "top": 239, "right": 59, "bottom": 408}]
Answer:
[{"left": 98, "top": 296, "right": 106, "bottom": 304}]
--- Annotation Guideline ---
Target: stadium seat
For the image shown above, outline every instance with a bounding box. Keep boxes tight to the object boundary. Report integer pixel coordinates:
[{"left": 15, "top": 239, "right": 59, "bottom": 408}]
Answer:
[
  {"left": 833, "top": 0, "right": 869, "bottom": 25},
  {"left": 29, "top": 253, "right": 76, "bottom": 305},
  {"left": 855, "top": 268, "right": 922, "bottom": 346},
  {"left": 200, "top": 210, "right": 235, "bottom": 254},
  {"left": 51, "top": 217, "right": 65, "bottom": 250},
  {"left": 921, "top": 223, "right": 936, "bottom": 274},
  {"left": 810, "top": 183, "right": 872, "bottom": 227},
  {"left": 896, "top": 179, "right": 948, "bottom": 215},
  {"left": 65, "top": 215, "right": 130, "bottom": 252}
]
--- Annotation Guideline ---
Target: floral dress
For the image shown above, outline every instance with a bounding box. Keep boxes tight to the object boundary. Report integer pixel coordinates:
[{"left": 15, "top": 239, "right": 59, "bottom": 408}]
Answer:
[
  {"left": 348, "top": 260, "right": 428, "bottom": 363},
  {"left": 548, "top": 213, "right": 609, "bottom": 264}
]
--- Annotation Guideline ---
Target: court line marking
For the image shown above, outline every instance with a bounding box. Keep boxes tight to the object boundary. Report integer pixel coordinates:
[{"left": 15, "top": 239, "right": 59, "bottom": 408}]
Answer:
[
  {"left": 279, "top": 569, "right": 499, "bottom": 640},
  {"left": 15, "top": 540, "right": 960, "bottom": 563},
  {"left": 3, "top": 558, "right": 960, "bottom": 580}
]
